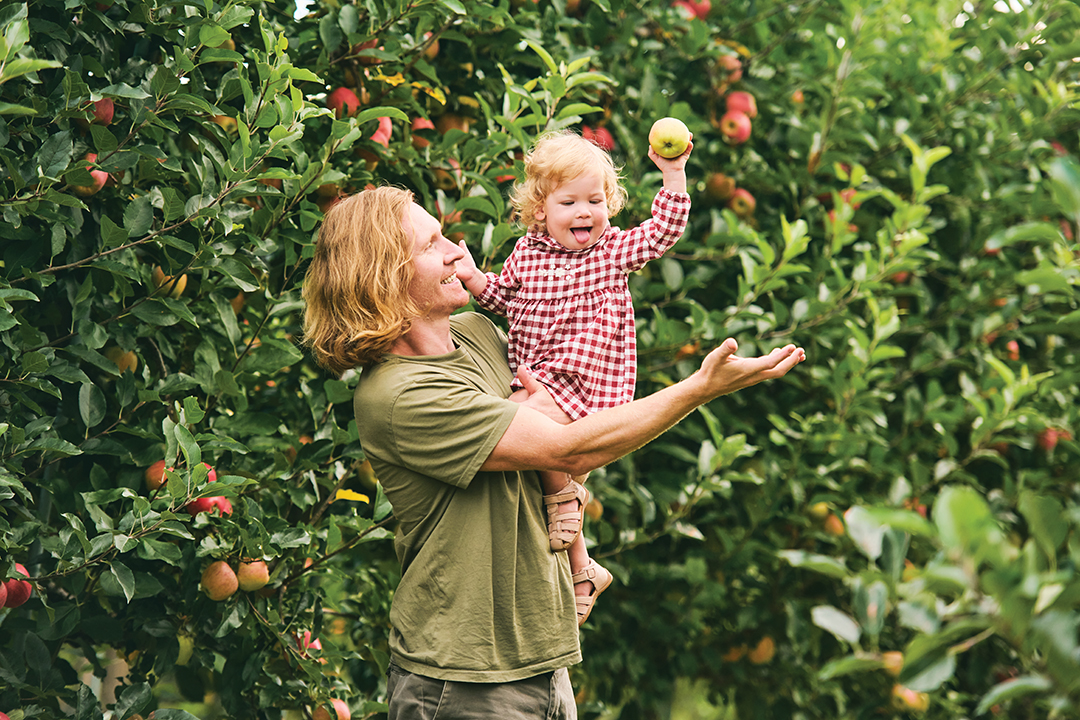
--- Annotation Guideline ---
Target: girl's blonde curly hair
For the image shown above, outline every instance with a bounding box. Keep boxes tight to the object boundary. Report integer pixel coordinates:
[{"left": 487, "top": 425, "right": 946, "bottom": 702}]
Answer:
[{"left": 509, "top": 130, "right": 627, "bottom": 232}]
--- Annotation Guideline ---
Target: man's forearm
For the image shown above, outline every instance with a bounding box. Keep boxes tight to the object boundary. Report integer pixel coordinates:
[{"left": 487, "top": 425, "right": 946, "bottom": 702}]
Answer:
[{"left": 483, "top": 341, "right": 805, "bottom": 475}]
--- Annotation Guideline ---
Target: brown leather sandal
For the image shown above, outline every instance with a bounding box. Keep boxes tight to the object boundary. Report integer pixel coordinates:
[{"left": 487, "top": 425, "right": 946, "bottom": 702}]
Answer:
[
  {"left": 543, "top": 478, "right": 590, "bottom": 552},
  {"left": 572, "top": 560, "right": 613, "bottom": 626}
]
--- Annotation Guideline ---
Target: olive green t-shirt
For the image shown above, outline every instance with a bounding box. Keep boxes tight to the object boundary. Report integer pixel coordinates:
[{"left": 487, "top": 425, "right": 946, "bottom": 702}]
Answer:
[{"left": 353, "top": 312, "right": 581, "bottom": 682}]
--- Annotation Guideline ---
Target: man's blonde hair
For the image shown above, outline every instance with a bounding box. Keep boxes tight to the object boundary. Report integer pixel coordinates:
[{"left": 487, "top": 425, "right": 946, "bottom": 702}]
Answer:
[
  {"left": 509, "top": 130, "right": 627, "bottom": 232},
  {"left": 302, "top": 186, "right": 420, "bottom": 374}
]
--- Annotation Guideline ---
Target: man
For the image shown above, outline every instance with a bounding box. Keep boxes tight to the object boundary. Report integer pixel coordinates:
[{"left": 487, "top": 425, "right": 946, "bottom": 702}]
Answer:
[{"left": 302, "top": 186, "right": 805, "bottom": 719}]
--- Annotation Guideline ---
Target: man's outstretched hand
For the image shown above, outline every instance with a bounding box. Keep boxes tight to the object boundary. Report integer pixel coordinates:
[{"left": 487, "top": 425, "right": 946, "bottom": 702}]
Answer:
[{"left": 695, "top": 338, "right": 806, "bottom": 399}]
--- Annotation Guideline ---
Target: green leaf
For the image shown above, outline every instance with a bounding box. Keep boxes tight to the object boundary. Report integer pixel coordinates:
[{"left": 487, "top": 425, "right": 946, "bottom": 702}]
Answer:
[
  {"left": 565, "top": 71, "right": 618, "bottom": 90},
  {"left": 934, "top": 485, "right": 1009, "bottom": 568},
  {"left": 130, "top": 299, "right": 180, "bottom": 326},
  {"left": 355, "top": 106, "right": 409, "bottom": 124},
  {"left": 241, "top": 337, "right": 303, "bottom": 374},
  {"left": 79, "top": 382, "right": 107, "bottom": 429},
  {"left": 324, "top": 379, "right": 354, "bottom": 404},
  {"left": 1, "top": 56, "right": 60, "bottom": 81},
  {"left": 38, "top": 129, "right": 73, "bottom": 178},
  {"left": 99, "top": 215, "right": 127, "bottom": 248},
  {"left": 1047, "top": 156, "right": 1080, "bottom": 219},
  {"left": 524, "top": 39, "right": 558, "bottom": 74},
  {"left": 1018, "top": 491, "right": 1067, "bottom": 560},
  {"left": 28, "top": 437, "right": 83, "bottom": 457},
  {"left": 109, "top": 561, "right": 136, "bottom": 603},
  {"left": 862, "top": 507, "right": 935, "bottom": 537},
  {"left": 818, "top": 655, "right": 882, "bottom": 680},
  {"left": 123, "top": 195, "right": 154, "bottom": 237},
  {"left": 843, "top": 506, "right": 885, "bottom": 561},
  {"left": 902, "top": 652, "right": 956, "bottom": 693},
  {"left": 811, "top": 605, "right": 861, "bottom": 645},
  {"left": 183, "top": 396, "right": 206, "bottom": 424},
  {"left": 777, "top": 550, "right": 851, "bottom": 579},
  {"left": 114, "top": 682, "right": 152, "bottom": 720},
  {"left": 100, "top": 82, "right": 151, "bottom": 99},
  {"left": 174, "top": 424, "right": 202, "bottom": 472},
  {"left": 148, "top": 711, "right": 201, "bottom": 720},
  {"left": 975, "top": 675, "right": 1052, "bottom": 716}
]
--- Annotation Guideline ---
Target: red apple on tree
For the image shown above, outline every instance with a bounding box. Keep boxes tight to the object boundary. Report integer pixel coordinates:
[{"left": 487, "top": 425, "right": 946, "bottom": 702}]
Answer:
[
  {"left": 312, "top": 699, "right": 350, "bottom": 720},
  {"left": 3, "top": 562, "right": 33, "bottom": 608},
  {"left": 201, "top": 560, "right": 238, "bottom": 601},
  {"left": 719, "top": 111, "right": 752, "bottom": 144},
  {"left": 185, "top": 463, "right": 232, "bottom": 516},
  {"left": 725, "top": 91, "right": 757, "bottom": 118},
  {"left": 1037, "top": 428, "right": 1071, "bottom": 451},
  {"left": 152, "top": 265, "right": 188, "bottom": 298},
  {"left": 433, "top": 158, "right": 462, "bottom": 191},
  {"left": 105, "top": 346, "right": 138, "bottom": 375},
  {"left": 370, "top": 116, "right": 392, "bottom": 148},
  {"left": 582, "top": 125, "right": 615, "bottom": 151},
  {"left": 672, "top": 0, "right": 710, "bottom": 20},
  {"left": 326, "top": 87, "right": 361, "bottom": 118},
  {"left": 717, "top": 54, "right": 742, "bottom": 82},
  {"left": 435, "top": 113, "right": 470, "bottom": 135},
  {"left": 411, "top": 117, "right": 436, "bottom": 149},
  {"left": 295, "top": 630, "right": 323, "bottom": 657},
  {"left": 353, "top": 38, "right": 382, "bottom": 66},
  {"left": 72, "top": 153, "right": 109, "bottom": 197},
  {"left": 237, "top": 560, "right": 270, "bottom": 591},
  {"left": 422, "top": 32, "right": 439, "bottom": 60},
  {"left": 91, "top": 97, "right": 114, "bottom": 125},
  {"left": 145, "top": 460, "right": 169, "bottom": 491},
  {"left": 728, "top": 188, "right": 756, "bottom": 218},
  {"left": 705, "top": 172, "right": 736, "bottom": 202}
]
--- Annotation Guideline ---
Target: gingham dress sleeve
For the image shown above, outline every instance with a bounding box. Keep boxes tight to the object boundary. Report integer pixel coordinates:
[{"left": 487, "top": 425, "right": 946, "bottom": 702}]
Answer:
[
  {"left": 608, "top": 187, "right": 691, "bottom": 272},
  {"left": 474, "top": 248, "right": 520, "bottom": 317}
]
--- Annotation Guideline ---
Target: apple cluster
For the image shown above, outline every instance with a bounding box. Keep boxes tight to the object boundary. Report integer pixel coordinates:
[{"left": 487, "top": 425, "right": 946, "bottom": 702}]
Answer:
[
  {"left": 704, "top": 172, "right": 755, "bottom": 219},
  {"left": 719, "top": 90, "right": 756, "bottom": 145},
  {"left": 144, "top": 461, "right": 232, "bottom": 516},
  {"left": 200, "top": 558, "right": 270, "bottom": 600}
]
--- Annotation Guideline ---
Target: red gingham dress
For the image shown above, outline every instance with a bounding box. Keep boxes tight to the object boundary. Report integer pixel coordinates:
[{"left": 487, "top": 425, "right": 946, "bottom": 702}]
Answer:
[{"left": 475, "top": 187, "right": 691, "bottom": 420}]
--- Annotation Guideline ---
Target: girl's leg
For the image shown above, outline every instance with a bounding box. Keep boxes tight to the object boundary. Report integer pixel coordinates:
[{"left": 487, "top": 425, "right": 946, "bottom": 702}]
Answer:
[
  {"left": 540, "top": 470, "right": 587, "bottom": 552},
  {"left": 568, "top": 533, "right": 612, "bottom": 626}
]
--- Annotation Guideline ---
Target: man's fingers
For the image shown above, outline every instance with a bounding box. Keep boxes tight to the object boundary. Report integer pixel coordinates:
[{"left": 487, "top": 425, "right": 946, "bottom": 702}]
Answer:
[
  {"left": 763, "top": 346, "right": 806, "bottom": 377},
  {"left": 712, "top": 337, "right": 738, "bottom": 360},
  {"left": 517, "top": 365, "right": 542, "bottom": 394}
]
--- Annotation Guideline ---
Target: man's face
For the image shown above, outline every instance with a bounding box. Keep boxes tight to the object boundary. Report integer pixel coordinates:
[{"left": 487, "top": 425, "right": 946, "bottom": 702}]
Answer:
[
  {"left": 403, "top": 203, "right": 470, "bottom": 315},
  {"left": 536, "top": 172, "right": 610, "bottom": 250}
]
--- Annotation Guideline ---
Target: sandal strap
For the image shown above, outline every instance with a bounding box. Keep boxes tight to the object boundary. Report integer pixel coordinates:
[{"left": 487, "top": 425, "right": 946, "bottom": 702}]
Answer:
[
  {"left": 542, "top": 479, "right": 590, "bottom": 508},
  {"left": 572, "top": 561, "right": 613, "bottom": 626}
]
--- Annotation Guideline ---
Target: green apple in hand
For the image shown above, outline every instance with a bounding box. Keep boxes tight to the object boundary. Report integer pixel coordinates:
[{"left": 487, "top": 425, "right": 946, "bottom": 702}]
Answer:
[{"left": 648, "top": 117, "right": 691, "bottom": 158}]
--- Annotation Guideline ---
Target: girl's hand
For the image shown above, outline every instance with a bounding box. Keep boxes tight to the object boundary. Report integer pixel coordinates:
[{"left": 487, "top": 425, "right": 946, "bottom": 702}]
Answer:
[
  {"left": 649, "top": 138, "right": 693, "bottom": 194},
  {"left": 648, "top": 137, "right": 693, "bottom": 173},
  {"left": 455, "top": 240, "right": 483, "bottom": 293}
]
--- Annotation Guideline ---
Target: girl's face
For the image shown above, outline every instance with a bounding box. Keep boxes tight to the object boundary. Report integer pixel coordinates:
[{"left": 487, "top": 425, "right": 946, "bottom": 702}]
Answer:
[{"left": 536, "top": 173, "right": 609, "bottom": 251}]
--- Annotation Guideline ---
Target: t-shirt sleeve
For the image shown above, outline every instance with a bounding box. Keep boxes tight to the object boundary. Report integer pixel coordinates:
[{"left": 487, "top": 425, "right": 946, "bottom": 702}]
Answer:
[{"left": 383, "top": 373, "right": 518, "bottom": 489}]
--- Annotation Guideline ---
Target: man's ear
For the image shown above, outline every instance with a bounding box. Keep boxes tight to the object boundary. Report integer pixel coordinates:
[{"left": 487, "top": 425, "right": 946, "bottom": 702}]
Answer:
[{"left": 535, "top": 207, "right": 545, "bottom": 222}]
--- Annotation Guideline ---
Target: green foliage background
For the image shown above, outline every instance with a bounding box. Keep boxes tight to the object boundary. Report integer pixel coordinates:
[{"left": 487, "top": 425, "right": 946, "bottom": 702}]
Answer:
[{"left": 1, "top": 0, "right": 1079, "bottom": 718}]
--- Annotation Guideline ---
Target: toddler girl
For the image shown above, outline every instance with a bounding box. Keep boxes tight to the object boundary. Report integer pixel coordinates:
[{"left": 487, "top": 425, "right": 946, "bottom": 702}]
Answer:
[{"left": 456, "top": 128, "right": 693, "bottom": 624}]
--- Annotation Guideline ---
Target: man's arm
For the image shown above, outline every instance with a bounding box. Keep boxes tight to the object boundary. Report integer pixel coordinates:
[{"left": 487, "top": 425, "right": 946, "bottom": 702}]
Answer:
[{"left": 480, "top": 338, "right": 806, "bottom": 475}]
